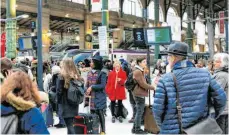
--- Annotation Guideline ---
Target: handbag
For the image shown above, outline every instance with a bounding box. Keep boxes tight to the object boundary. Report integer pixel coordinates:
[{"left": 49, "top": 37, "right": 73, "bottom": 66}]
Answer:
[{"left": 171, "top": 73, "right": 222, "bottom": 134}]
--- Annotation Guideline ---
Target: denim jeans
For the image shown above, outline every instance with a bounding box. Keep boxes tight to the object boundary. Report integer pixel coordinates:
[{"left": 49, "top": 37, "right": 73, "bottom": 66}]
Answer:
[
  {"left": 129, "top": 92, "right": 136, "bottom": 118},
  {"left": 134, "top": 96, "right": 145, "bottom": 128},
  {"left": 64, "top": 117, "right": 75, "bottom": 134},
  {"left": 57, "top": 104, "right": 66, "bottom": 125}
]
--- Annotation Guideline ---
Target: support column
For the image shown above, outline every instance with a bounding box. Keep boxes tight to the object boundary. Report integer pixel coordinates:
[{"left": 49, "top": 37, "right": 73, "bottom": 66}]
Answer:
[
  {"left": 154, "top": 0, "right": 160, "bottom": 64},
  {"left": 225, "top": 20, "right": 228, "bottom": 52},
  {"left": 225, "top": 3, "right": 228, "bottom": 52},
  {"left": 6, "top": 0, "right": 17, "bottom": 59},
  {"left": 37, "top": 0, "right": 43, "bottom": 91},
  {"left": 41, "top": 8, "right": 50, "bottom": 61},
  {"left": 79, "top": 23, "right": 85, "bottom": 49},
  {"left": 207, "top": 0, "right": 214, "bottom": 58},
  {"left": 113, "top": 23, "right": 124, "bottom": 48},
  {"left": 186, "top": 0, "right": 193, "bottom": 53},
  {"left": 102, "top": 0, "right": 109, "bottom": 56},
  {"left": 84, "top": 14, "right": 92, "bottom": 49}
]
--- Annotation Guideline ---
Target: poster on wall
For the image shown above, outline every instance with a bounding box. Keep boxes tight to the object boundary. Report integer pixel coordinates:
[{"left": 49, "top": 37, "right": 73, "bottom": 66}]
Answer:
[
  {"left": 133, "top": 28, "right": 145, "bottom": 47},
  {"left": 166, "top": 15, "right": 181, "bottom": 41},
  {"left": 91, "top": 0, "right": 119, "bottom": 12},
  {"left": 98, "top": 26, "right": 108, "bottom": 56}
]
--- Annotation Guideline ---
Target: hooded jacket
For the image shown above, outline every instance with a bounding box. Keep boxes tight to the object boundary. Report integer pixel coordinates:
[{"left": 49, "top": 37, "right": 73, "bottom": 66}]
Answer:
[
  {"left": 153, "top": 60, "right": 226, "bottom": 134},
  {"left": 1, "top": 92, "right": 49, "bottom": 134},
  {"left": 133, "top": 65, "right": 154, "bottom": 97},
  {"left": 213, "top": 66, "right": 228, "bottom": 115}
]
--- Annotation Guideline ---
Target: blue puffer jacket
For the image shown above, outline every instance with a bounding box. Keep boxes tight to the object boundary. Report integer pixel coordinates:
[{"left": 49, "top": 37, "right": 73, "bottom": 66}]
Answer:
[{"left": 153, "top": 60, "right": 226, "bottom": 134}]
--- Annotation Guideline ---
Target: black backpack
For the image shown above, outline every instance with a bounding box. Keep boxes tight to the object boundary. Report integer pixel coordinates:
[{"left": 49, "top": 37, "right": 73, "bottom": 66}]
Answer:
[
  {"left": 1, "top": 113, "right": 20, "bottom": 134},
  {"left": 125, "top": 71, "right": 136, "bottom": 91},
  {"left": 1, "top": 111, "right": 27, "bottom": 134},
  {"left": 67, "top": 79, "right": 84, "bottom": 105}
]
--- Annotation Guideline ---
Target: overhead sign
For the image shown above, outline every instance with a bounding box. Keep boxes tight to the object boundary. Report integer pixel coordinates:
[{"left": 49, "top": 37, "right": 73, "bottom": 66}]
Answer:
[
  {"left": 133, "top": 28, "right": 145, "bottom": 46},
  {"left": 219, "top": 11, "right": 225, "bottom": 35},
  {"left": 145, "top": 27, "right": 172, "bottom": 45},
  {"left": 98, "top": 26, "right": 108, "bottom": 56},
  {"left": 167, "top": 15, "right": 181, "bottom": 41},
  {"left": 18, "top": 36, "right": 33, "bottom": 50},
  {"left": 91, "top": 0, "right": 119, "bottom": 12}
]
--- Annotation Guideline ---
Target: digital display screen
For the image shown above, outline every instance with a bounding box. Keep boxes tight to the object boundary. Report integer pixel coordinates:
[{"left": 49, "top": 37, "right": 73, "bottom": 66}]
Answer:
[{"left": 145, "top": 27, "right": 172, "bottom": 45}]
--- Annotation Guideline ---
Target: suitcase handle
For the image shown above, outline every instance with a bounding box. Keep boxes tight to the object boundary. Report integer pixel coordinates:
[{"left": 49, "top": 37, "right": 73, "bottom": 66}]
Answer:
[{"left": 83, "top": 96, "right": 91, "bottom": 113}]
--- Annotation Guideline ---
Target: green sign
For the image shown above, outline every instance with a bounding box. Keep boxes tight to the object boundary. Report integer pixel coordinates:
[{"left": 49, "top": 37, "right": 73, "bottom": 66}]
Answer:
[{"left": 145, "top": 26, "right": 172, "bottom": 45}]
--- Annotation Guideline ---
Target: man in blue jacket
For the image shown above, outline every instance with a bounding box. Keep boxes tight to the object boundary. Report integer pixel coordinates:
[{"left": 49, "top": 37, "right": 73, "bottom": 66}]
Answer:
[{"left": 153, "top": 42, "right": 226, "bottom": 134}]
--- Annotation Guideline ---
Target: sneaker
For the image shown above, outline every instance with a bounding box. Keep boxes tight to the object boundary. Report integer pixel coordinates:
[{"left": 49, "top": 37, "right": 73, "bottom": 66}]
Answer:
[
  {"left": 100, "top": 132, "right": 105, "bottom": 135},
  {"left": 112, "top": 116, "right": 116, "bottom": 123},
  {"left": 135, "top": 128, "right": 147, "bottom": 134},
  {"left": 128, "top": 118, "right": 134, "bottom": 123},
  {"left": 54, "top": 124, "right": 59, "bottom": 127},
  {"left": 132, "top": 127, "right": 147, "bottom": 134},
  {"left": 118, "top": 116, "right": 123, "bottom": 123},
  {"left": 55, "top": 124, "right": 66, "bottom": 128}
]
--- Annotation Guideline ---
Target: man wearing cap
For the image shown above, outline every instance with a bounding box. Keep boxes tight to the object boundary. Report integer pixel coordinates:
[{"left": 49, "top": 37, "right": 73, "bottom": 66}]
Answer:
[{"left": 153, "top": 42, "right": 226, "bottom": 134}]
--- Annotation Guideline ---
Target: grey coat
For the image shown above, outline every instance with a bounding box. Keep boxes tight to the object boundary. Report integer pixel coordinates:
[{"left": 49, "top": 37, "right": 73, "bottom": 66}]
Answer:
[{"left": 213, "top": 66, "right": 228, "bottom": 115}]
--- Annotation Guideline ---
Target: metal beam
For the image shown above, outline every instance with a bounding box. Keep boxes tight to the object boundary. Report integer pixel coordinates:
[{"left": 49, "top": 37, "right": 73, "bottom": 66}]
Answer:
[
  {"left": 24, "top": 20, "right": 33, "bottom": 26},
  {"left": 60, "top": 22, "right": 77, "bottom": 31},
  {"left": 182, "top": 0, "right": 187, "bottom": 16},
  {"left": 214, "top": 0, "right": 223, "bottom": 4},
  {"left": 18, "top": 18, "right": 29, "bottom": 25},
  {"left": 50, "top": 20, "right": 58, "bottom": 25},
  {"left": 205, "top": 0, "right": 222, "bottom": 9},
  {"left": 19, "top": 18, "right": 32, "bottom": 26},
  {"left": 50, "top": 21, "right": 64, "bottom": 29},
  {"left": 53, "top": 22, "right": 70, "bottom": 29},
  {"left": 163, "top": 0, "right": 171, "bottom": 22}
]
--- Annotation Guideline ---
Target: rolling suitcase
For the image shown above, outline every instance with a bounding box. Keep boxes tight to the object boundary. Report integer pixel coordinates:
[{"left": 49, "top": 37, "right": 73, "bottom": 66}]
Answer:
[
  {"left": 73, "top": 96, "right": 100, "bottom": 134},
  {"left": 108, "top": 103, "right": 129, "bottom": 119},
  {"left": 144, "top": 91, "right": 160, "bottom": 134}
]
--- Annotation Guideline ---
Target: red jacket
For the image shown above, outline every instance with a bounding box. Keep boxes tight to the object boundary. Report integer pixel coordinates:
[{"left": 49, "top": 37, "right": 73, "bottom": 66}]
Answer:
[{"left": 105, "top": 69, "right": 127, "bottom": 101}]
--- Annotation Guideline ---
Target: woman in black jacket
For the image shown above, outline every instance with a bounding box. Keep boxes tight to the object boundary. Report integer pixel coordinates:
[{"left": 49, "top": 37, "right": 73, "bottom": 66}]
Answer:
[{"left": 56, "top": 58, "right": 84, "bottom": 134}]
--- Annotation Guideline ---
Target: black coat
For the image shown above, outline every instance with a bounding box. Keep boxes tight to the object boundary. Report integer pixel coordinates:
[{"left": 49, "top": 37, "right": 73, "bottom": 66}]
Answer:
[{"left": 56, "top": 75, "right": 79, "bottom": 118}]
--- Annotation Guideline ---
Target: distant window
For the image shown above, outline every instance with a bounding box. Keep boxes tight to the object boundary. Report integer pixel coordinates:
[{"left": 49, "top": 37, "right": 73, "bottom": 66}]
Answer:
[
  {"left": 148, "top": 1, "right": 164, "bottom": 22},
  {"left": 167, "top": 8, "right": 177, "bottom": 17},
  {"left": 182, "top": 12, "right": 188, "bottom": 28},
  {"left": 66, "top": 0, "right": 85, "bottom": 4},
  {"left": 123, "top": 0, "right": 142, "bottom": 17}
]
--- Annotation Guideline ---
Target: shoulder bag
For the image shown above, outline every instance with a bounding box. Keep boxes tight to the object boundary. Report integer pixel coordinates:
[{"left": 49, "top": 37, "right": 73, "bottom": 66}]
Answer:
[{"left": 171, "top": 73, "right": 222, "bottom": 134}]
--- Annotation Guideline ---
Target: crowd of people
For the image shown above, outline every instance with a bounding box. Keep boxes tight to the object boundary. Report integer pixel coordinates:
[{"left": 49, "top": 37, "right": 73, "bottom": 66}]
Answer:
[{"left": 0, "top": 41, "right": 228, "bottom": 134}]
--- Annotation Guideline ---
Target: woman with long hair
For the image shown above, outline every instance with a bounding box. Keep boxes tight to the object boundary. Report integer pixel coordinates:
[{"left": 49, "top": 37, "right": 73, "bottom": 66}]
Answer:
[
  {"left": 106, "top": 61, "right": 127, "bottom": 123},
  {"left": 1, "top": 71, "right": 49, "bottom": 134},
  {"left": 56, "top": 58, "right": 84, "bottom": 134}
]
